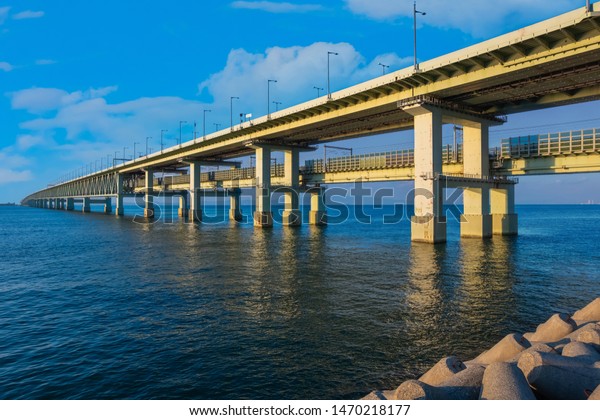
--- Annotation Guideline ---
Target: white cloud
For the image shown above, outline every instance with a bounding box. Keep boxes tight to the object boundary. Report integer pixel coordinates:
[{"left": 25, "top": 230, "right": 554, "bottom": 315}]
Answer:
[
  {"left": 344, "top": 0, "right": 581, "bottom": 37},
  {"left": 9, "top": 86, "right": 117, "bottom": 114},
  {"left": 0, "top": 61, "right": 13, "bottom": 72},
  {"left": 0, "top": 168, "right": 33, "bottom": 184},
  {"left": 0, "top": 6, "right": 10, "bottom": 25},
  {"left": 16, "top": 134, "right": 45, "bottom": 150},
  {"left": 35, "top": 59, "right": 57, "bottom": 66},
  {"left": 199, "top": 42, "right": 409, "bottom": 116},
  {"left": 231, "top": 1, "right": 322, "bottom": 13},
  {"left": 12, "top": 10, "right": 45, "bottom": 20}
]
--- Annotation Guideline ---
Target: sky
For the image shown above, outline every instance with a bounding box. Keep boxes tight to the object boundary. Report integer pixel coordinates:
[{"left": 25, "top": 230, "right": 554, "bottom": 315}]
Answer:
[{"left": 1, "top": 0, "right": 599, "bottom": 204}]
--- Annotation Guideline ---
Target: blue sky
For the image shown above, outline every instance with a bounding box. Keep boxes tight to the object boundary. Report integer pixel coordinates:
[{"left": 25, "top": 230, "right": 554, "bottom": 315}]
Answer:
[{"left": 1, "top": 0, "right": 599, "bottom": 204}]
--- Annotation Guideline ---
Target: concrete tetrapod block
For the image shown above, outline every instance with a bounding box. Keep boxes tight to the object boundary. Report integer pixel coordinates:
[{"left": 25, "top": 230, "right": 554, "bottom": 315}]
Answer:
[
  {"left": 480, "top": 362, "right": 536, "bottom": 400},
  {"left": 507, "top": 342, "right": 558, "bottom": 364},
  {"left": 543, "top": 322, "right": 600, "bottom": 350},
  {"left": 475, "top": 333, "right": 530, "bottom": 365},
  {"left": 517, "top": 350, "right": 600, "bottom": 399},
  {"left": 561, "top": 341, "right": 600, "bottom": 364},
  {"left": 418, "top": 356, "right": 466, "bottom": 386},
  {"left": 529, "top": 313, "right": 577, "bottom": 343},
  {"left": 588, "top": 384, "right": 600, "bottom": 400},
  {"left": 572, "top": 297, "right": 600, "bottom": 325},
  {"left": 394, "top": 365, "right": 486, "bottom": 400},
  {"left": 361, "top": 390, "right": 395, "bottom": 400}
]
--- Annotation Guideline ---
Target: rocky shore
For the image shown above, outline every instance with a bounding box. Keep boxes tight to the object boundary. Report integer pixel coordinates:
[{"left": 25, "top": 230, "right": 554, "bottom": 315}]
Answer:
[{"left": 362, "top": 297, "right": 600, "bottom": 400}]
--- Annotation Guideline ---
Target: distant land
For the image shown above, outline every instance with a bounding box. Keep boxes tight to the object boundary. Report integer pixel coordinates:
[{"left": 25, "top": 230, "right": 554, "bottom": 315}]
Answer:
[{"left": 0, "top": 203, "right": 17, "bottom": 206}]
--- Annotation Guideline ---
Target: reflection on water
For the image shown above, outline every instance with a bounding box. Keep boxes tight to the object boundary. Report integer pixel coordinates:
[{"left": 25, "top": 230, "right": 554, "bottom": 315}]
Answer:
[{"left": 0, "top": 205, "right": 599, "bottom": 399}]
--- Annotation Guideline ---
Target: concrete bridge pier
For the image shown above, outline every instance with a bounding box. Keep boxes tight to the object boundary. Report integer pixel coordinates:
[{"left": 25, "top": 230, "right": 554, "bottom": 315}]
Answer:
[
  {"left": 144, "top": 169, "right": 154, "bottom": 219},
  {"left": 253, "top": 146, "right": 273, "bottom": 227},
  {"left": 308, "top": 186, "right": 327, "bottom": 225},
  {"left": 405, "top": 105, "right": 446, "bottom": 244},
  {"left": 103, "top": 197, "right": 112, "bottom": 214},
  {"left": 177, "top": 194, "right": 188, "bottom": 220},
  {"left": 460, "top": 123, "right": 492, "bottom": 239},
  {"left": 491, "top": 184, "right": 518, "bottom": 235},
  {"left": 116, "top": 173, "right": 124, "bottom": 216},
  {"left": 66, "top": 198, "right": 74, "bottom": 211},
  {"left": 82, "top": 197, "right": 91, "bottom": 213},
  {"left": 282, "top": 149, "right": 302, "bottom": 226},
  {"left": 188, "top": 162, "right": 203, "bottom": 222},
  {"left": 53, "top": 198, "right": 60, "bottom": 210},
  {"left": 228, "top": 188, "right": 243, "bottom": 222}
]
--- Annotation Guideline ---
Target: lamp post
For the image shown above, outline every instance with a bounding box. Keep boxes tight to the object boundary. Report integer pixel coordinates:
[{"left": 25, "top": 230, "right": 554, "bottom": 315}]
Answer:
[
  {"left": 133, "top": 142, "right": 139, "bottom": 161},
  {"left": 146, "top": 137, "right": 152, "bottom": 156},
  {"left": 230, "top": 96, "right": 239, "bottom": 132},
  {"left": 179, "top": 121, "right": 187, "bottom": 145},
  {"left": 214, "top": 123, "right": 221, "bottom": 132},
  {"left": 413, "top": 1, "right": 426, "bottom": 71},
  {"left": 327, "top": 51, "right": 338, "bottom": 100},
  {"left": 267, "top": 79, "right": 277, "bottom": 119},
  {"left": 161, "top": 129, "right": 168, "bottom": 152},
  {"left": 123, "top": 146, "right": 128, "bottom": 161},
  {"left": 378, "top": 62, "right": 389, "bottom": 75},
  {"left": 203, "top": 109, "right": 211, "bottom": 140},
  {"left": 273, "top": 101, "right": 282, "bottom": 111},
  {"left": 313, "top": 86, "right": 323, "bottom": 98}
]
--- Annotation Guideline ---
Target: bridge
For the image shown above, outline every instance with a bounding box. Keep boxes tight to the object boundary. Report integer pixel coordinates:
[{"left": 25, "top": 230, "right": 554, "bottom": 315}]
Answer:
[{"left": 22, "top": 3, "right": 600, "bottom": 243}]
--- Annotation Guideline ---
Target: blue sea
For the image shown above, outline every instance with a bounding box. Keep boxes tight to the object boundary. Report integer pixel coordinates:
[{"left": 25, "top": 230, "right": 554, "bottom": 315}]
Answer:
[{"left": 0, "top": 203, "right": 599, "bottom": 399}]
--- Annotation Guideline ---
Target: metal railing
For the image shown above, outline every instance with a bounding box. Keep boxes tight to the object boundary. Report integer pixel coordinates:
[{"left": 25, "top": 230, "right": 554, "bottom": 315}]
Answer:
[{"left": 499, "top": 128, "right": 600, "bottom": 158}]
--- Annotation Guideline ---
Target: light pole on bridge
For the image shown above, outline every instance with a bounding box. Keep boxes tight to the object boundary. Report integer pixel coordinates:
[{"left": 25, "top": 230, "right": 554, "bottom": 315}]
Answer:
[
  {"left": 327, "top": 51, "right": 338, "bottom": 100},
  {"left": 378, "top": 62, "right": 389, "bottom": 75},
  {"left": 203, "top": 109, "right": 211, "bottom": 140},
  {"left": 313, "top": 86, "right": 323, "bottom": 98},
  {"left": 133, "top": 142, "right": 139, "bottom": 161},
  {"left": 413, "top": 1, "right": 426, "bottom": 71},
  {"left": 179, "top": 121, "right": 187, "bottom": 145},
  {"left": 273, "top": 101, "right": 282, "bottom": 111},
  {"left": 161, "top": 129, "right": 168, "bottom": 152},
  {"left": 267, "top": 79, "right": 277, "bottom": 119},
  {"left": 146, "top": 137, "right": 152, "bottom": 156},
  {"left": 230, "top": 96, "right": 239, "bottom": 132}
]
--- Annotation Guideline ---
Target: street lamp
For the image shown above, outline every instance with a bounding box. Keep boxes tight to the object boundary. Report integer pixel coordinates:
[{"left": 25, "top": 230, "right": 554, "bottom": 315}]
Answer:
[
  {"left": 123, "top": 146, "right": 128, "bottom": 161},
  {"left": 161, "top": 129, "right": 168, "bottom": 152},
  {"left": 230, "top": 96, "right": 239, "bottom": 132},
  {"left": 378, "top": 62, "right": 389, "bottom": 75},
  {"left": 214, "top": 123, "right": 221, "bottom": 132},
  {"left": 313, "top": 86, "right": 323, "bottom": 98},
  {"left": 327, "top": 51, "right": 338, "bottom": 100},
  {"left": 133, "top": 142, "right": 139, "bottom": 161},
  {"left": 273, "top": 101, "right": 282, "bottom": 111},
  {"left": 146, "top": 137, "right": 152, "bottom": 155},
  {"left": 267, "top": 79, "right": 277, "bottom": 119},
  {"left": 413, "top": 1, "right": 426, "bottom": 71},
  {"left": 179, "top": 121, "right": 187, "bottom": 145},
  {"left": 203, "top": 109, "right": 211, "bottom": 140}
]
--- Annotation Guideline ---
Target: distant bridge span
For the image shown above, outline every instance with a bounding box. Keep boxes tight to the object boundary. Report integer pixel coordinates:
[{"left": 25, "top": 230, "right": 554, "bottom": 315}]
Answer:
[{"left": 23, "top": 4, "right": 600, "bottom": 243}]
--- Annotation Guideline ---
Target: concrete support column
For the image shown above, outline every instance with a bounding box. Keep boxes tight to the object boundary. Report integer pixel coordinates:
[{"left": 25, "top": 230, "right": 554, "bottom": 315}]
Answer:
[
  {"left": 229, "top": 188, "right": 243, "bottom": 222},
  {"left": 177, "top": 194, "right": 188, "bottom": 219},
  {"left": 66, "top": 198, "right": 74, "bottom": 211},
  {"left": 254, "top": 146, "right": 273, "bottom": 227},
  {"left": 53, "top": 198, "right": 59, "bottom": 210},
  {"left": 309, "top": 187, "right": 327, "bottom": 225},
  {"left": 104, "top": 197, "right": 112, "bottom": 214},
  {"left": 491, "top": 184, "right": 518, "bottom": 235},
  {"left": 116, "top": 173, "right": 124, "bottom": 216},
  {"left": 461, "top": 123, "right": 492, "bottom": 238},
  {"left": 406, "top": 105, "right": 446, "bottom": 243},
  {"left": 144, "top": 169, "right": 154, "bottom": 219},
  {"left": 282, "top": 149, "right": 302, "bottom": 226},
  {"left": 82, "top": 197, "right": 91, "bottom": 213},
  {"left": 188, "top": 162, "right": 202, "bottom": 222}
]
